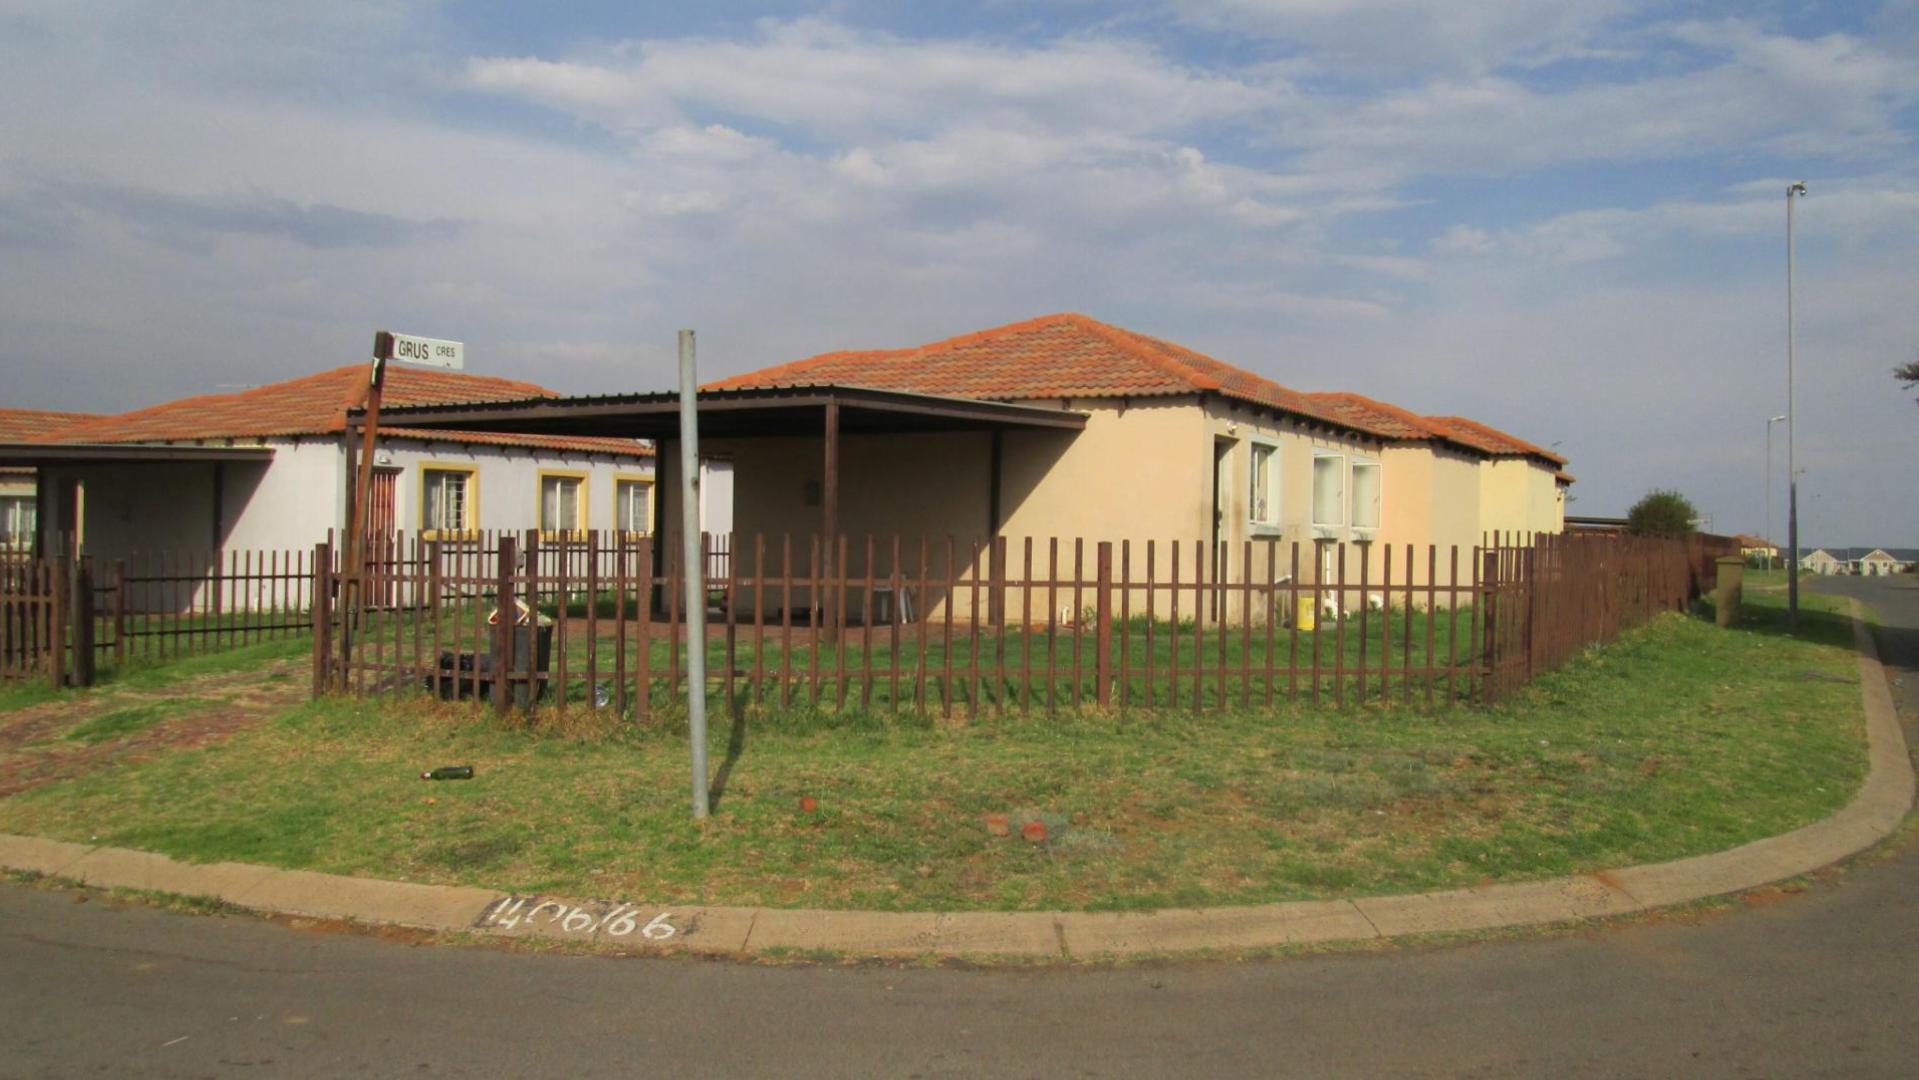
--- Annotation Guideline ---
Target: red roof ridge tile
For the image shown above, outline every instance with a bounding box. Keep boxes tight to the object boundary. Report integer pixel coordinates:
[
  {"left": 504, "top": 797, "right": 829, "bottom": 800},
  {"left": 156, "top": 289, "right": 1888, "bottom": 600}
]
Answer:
[{"left": 1065, "top": 315, "right": 1224, "bottom": 393}]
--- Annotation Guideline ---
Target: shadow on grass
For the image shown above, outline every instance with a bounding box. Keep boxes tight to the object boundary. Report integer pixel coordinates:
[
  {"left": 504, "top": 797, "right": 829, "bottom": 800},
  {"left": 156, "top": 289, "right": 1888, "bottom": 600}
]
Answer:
[{"left": 707, "top": 689, "right": 750, "bottom": 812}]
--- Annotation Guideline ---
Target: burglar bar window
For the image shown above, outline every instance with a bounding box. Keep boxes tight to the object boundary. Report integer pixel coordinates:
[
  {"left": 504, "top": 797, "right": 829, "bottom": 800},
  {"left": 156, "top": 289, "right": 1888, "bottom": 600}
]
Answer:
[
  {"left": 0, "top": 495, "right": 33, "bottom": 550},
  {"left": 616, "top": 479, "right": 653, "bottom": 536},
  {"left": 1312, "top": 452, "right": 1345, "bottom": 527},
  {"left": 540, "top": 474, "right": 584, "bottom": 535},
  {"left": 1248, "top": 442, "right": 1279, "bottom": 527},
  {"left": 1352, "top": 460, "right": 1382, "bottom": 532},
  {"left": 421, "top": 468, "right": 473, "bottom": 534}
]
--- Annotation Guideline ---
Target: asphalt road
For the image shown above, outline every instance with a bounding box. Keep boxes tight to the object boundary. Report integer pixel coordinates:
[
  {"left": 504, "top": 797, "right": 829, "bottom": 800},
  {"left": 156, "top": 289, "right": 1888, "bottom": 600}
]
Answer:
[{"left": 4, "top": 576, "right": 1917, "bottom": 1079}]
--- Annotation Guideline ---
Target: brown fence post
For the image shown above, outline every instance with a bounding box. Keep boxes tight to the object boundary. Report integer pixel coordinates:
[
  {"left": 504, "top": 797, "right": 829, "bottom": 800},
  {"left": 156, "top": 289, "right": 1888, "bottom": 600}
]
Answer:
[
  {"left": 71, "top": 558, "right": 95, "bottom": 687},
  {"left": 493, "top": 533, "right": 515, "bottom": 716},
  {"left": 310, "top": 541, "right": 331, "bottom": 697},
  {"left": 1523, "top": 541, "right": 1539, "bottom": 680},
  {"left": 48, "top": 556, "right": 66, "bottom": 691},
  {"left": 1094, "top": 541, "right": 1113, "bottom": 707},
  {"left": 112, "top": 559, "right": 128, "bottom": 670},
  {"left": 1480, "top": 548, "right": 1499, "bottom": 704}
]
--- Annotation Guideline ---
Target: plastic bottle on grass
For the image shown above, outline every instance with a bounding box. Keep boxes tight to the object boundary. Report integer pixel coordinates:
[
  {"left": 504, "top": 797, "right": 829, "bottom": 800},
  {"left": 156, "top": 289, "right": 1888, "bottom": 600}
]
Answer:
[{"left": 421, "top": 765, "right": 475, "bottom": 781}]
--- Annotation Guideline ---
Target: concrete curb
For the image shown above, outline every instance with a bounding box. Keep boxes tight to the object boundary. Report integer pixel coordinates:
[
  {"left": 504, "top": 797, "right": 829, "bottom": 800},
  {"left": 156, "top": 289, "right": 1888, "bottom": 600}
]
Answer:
[{"left": 3, "top": 604, "right": 1909, "bottom": 961}]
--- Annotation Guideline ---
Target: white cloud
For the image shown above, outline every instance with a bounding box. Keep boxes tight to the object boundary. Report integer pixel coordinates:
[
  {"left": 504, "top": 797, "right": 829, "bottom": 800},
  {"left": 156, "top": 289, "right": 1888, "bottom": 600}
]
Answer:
[
  {"left": 1428, "top": 225, "right": 1495, "bottom": 258},
  {"left": 1287, "top": 20, "right": 1919, "bottom": 177},
  {"left": 1168, "top": 0, "right": 1646, "bottom": 74}
]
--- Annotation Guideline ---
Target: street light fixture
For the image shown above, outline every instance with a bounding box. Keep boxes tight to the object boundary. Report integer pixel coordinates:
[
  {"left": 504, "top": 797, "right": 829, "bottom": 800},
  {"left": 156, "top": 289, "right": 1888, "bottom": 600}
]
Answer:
[
  {"left": 1786, "top": 181, "right": 1807, "bottom": 626},
  {"left": 1766, "top": 414, "right": 1785, "bottom": 570}
]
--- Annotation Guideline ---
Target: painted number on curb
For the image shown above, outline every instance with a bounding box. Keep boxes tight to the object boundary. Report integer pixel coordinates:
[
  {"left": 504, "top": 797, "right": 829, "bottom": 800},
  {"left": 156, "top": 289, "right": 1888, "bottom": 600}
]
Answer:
[{"left": 480, "top": 896, "right": 680, "bottom": 941}]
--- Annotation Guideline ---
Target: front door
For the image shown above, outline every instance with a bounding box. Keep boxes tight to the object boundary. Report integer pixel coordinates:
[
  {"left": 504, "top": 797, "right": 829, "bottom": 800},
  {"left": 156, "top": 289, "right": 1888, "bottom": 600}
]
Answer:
[{"left": 366, "top": 468, "right": 401, "bottom": 607}]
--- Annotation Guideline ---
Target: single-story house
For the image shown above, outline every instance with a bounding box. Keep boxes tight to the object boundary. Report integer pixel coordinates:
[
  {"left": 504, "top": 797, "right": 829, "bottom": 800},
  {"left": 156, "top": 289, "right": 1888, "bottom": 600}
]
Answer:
[
  {"left": 369, "top": 313, "right": 1570, "bottom": 618},
  {"left": 0, "top": 410, "right": 98, "bottom": 551},
  {"left": 6, "top": 364, "right": 654, "bottom": 605},
  {"left": 1735, "top": 534, "right": 1778, "bottom": 564},
  {"left": 1798, "top": 549, "right": 1845, "bottom": 575},
  {"left": 1856, "top": 549, "right": 1914, "bottom": 576}
]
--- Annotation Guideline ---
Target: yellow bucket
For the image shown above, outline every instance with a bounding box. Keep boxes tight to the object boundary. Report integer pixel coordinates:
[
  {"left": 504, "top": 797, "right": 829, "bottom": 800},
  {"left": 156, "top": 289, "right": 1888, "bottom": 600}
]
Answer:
[{"left": 1295, "top": 594, "right": 1317, "bottom": 632}]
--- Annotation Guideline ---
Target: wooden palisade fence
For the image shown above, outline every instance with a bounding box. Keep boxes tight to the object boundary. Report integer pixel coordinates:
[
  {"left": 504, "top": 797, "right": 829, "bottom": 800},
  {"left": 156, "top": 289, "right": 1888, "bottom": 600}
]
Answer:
[
  {"left": 0, "top": 546, "right": 318, "bottom": 688},
  {"left": 311, "top": 529, "right": 1739, "bottom": 717},
  {"left": 2, "top": 530, "right": 1735, "bottom": 703}
]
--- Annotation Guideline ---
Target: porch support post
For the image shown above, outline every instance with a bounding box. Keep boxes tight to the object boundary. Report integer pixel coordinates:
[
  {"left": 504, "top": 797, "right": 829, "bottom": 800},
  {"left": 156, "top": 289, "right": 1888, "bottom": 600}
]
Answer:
[
  {"left": 821, "top": 397, "right": 840, "bottom": 645},
  {"left": 988, "top": 428, "right": 1004, "bottom": 625}
]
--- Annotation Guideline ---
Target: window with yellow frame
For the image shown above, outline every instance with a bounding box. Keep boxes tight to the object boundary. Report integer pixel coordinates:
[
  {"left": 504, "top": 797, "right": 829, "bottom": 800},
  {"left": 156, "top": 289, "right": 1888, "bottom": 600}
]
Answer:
[
  {"left": 538, "top": 470, "right": 588, "bottom": 540},
  {"left": 614, "top": 476, "right": 653, "bottom": 539},
  {"left": 420, "top": 464, "right": 478, "bottom": 539}
]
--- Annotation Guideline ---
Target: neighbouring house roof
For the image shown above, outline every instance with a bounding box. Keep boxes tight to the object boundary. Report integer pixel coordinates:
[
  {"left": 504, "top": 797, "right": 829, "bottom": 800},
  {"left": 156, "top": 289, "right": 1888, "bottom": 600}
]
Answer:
[
  {"left": 29, "top": 365, "right": 652, "bottom": 460},
  {"left": 1303, "top": 391, "right": 1564, "bottom": 476},
  {"left": 1418, "top": 416, "right": 1567, "bottom": 466},
  {"left": 706, "top": 312, "right": 1358, "bottom": 433},
  {"left": 0, "top": 409, "right": 99, "bottom": 442},
  {"left": 710, "top": 313, "right": 1570, "bottom": 466},
  {"left": 1303, "top": 392, "right": 1439, "bottom": 441}
]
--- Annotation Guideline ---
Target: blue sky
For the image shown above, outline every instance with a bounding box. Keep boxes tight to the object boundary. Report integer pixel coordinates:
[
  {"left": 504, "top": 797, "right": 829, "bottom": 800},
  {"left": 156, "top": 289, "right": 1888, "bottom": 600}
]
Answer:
[{"left": 2, "top": 0, "right": 1915, "bottom": 546}]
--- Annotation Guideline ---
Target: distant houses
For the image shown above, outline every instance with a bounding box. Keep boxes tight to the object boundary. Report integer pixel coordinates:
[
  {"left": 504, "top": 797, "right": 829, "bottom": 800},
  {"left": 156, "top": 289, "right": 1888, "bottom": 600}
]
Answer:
[{"left": 1798, "top": 547, "right": 1916, "bottom": 576}]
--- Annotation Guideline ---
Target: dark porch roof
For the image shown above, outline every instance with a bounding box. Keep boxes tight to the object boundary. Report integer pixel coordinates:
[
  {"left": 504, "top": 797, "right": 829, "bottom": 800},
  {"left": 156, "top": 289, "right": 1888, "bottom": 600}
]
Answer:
[
  {"left": 0, "top": 442, "right": 275, "bottom": 466},
  {"left": 358, "top": 384, "right": 1088, "bottom": 438}
]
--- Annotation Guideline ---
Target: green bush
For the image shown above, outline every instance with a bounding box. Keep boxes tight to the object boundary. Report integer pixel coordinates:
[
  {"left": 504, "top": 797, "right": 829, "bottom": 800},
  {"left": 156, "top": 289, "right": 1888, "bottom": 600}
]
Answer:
[{"left": 1627, "top": 489, "right": 1698, "bottom": 538}]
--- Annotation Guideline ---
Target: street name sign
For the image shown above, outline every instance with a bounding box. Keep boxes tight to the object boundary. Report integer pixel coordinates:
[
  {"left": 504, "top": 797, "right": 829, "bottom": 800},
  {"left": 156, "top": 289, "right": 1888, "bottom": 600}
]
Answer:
[{"left": 374, "top": 330, "right": 464, "bottom": 370}]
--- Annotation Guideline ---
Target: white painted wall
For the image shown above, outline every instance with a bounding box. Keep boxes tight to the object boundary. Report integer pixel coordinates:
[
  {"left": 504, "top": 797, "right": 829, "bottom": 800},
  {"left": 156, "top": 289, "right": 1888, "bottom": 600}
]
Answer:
[
  {"left": 44, "top": 436, "right": 653, "bottom": 611},
  {"left": 375, "top": 439, "right": 654, "bottom": 536}
]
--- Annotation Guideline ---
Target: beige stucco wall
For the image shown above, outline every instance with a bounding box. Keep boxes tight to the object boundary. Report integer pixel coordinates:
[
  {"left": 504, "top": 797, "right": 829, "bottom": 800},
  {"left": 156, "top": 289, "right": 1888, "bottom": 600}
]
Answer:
[
  {"left": 1479, "top": 457, "right": 1564, "bottom": 539},
  {"left": 676, "top": 398, "right": 1212, "bottom": 622},
  {"left": 664, "top": 394, "right": 1519, "bottom": 625},
  {"left": 1376, "top": 442, "right": 1481, "bottom": 600}
]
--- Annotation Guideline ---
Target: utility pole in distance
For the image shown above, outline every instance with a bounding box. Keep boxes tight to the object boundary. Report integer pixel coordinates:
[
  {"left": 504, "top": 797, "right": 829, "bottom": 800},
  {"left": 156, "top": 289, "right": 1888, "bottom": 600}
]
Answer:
[
  {"left": 1786, "top": 181, "right": 1807, "bottom": 627},
  {"left": 1766, "top": 414, "right": 1784, "bottom": 571}
]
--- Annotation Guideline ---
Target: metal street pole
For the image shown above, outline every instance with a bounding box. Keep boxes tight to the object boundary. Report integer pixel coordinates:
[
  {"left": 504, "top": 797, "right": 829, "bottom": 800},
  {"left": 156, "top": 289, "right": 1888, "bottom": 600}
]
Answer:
[
  {"left": 676, "top": 329, "right": 710, "bottom": 820},
  {"left": 1786, "top": 181, "right": 1806, "bottom": 626},
  {"left": 1766, "top": 414, "right": 1784, "bottom": 570}
]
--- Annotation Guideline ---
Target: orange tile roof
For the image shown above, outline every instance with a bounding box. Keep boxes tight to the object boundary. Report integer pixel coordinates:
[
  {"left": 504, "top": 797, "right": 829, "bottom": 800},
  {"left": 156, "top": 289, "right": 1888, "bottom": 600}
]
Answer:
[
  {"left": 707, "top": 312, "right": 1350, "bottom": 429},
  {"left": 1304, "top": 392, "right": 1440, "bottom": 441},
  {"left": 1421, "top": 416, "right": 1566, "bottom": 465},
  {"left": 33, "top": 365, "right": 651, "bottom": 459},
  {"left": 0, "top": 409, "right": 98, "bottom": 442}
]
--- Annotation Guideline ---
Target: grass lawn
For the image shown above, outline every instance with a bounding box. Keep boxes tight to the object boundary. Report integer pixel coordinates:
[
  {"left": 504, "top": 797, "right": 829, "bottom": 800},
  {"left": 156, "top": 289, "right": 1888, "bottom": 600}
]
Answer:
[
  {"left": 0, "top": 589, "right": 1870, "bottom": 913},
  {"left": 0, "top": 636, "right": 311, "bottom": 716}
]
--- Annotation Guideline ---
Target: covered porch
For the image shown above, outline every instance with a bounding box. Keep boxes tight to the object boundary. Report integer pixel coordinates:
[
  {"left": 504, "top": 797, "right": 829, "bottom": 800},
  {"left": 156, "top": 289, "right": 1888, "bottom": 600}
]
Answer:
[{"left": 366, "top": 384, "right": 1089, "bottom": 625}]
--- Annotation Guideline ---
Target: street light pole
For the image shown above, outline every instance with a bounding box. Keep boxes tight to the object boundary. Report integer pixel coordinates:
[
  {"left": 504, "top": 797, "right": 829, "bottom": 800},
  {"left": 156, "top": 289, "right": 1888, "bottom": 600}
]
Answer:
[
  {"left": 1766, "top": 414, "right": 1785, "bottom": 570},
  {"left": 1786, "top": 181, "right": 1807, "bottom": 626}
]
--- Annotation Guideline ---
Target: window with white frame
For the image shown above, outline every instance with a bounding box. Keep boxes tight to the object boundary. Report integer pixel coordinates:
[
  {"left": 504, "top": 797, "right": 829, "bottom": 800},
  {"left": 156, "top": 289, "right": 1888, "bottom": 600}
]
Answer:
[
  {"left": 0, "top": 495, "right": 33, "bottom": 549},
  {"left": 1248, "top": 442, "right": 1280, "bottom": 527},
  {"left": 1311, "top": 453, "right": 1345, "bottom": 527},
  {"left": 1351, "top": 460, "right": 1381, "bottom": 531},
  {"left": 540, "top": 474, "right": 584, "bottom": 534},
  {"left": 615, "top": 479, "right": 653, "bottom": 535},
  {"left": 421, "top": 468, "right": 473, "bottom": 532}
]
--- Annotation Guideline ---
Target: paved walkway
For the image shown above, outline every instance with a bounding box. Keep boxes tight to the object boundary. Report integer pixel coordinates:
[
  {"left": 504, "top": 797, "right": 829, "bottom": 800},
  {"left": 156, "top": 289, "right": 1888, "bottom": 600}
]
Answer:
[{"left": 0, "top": 599, "right": 1908, "bottom": 960}]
